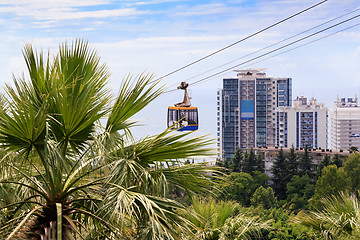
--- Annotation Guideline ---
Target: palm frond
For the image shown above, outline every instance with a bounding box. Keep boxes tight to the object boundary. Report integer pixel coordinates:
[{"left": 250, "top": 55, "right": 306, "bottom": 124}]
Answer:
[
  {"left": 0, "top": 40, "right": 222, "bottom": 240},
  {"left": 106, "top": 72, "right": 164, "bottom": 136},
  {"left": 296, "top": 191, "right": 360, "bottom": 239},
  {"left": 50, "top": 39, "right": 110, "bottom": 153},
  {"left": 0, "top": 80, "right": 46, "bottom": 154},
  {"left": 220, "top": 213, "right": 269, "bottom": 240},
  {"left": 101, "top": 184, "right": 193, "bottom": 239}
]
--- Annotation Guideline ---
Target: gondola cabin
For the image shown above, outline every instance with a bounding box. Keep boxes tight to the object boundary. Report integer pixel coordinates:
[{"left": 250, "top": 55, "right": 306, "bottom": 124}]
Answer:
[
  {"left": 167, "top": 106, "right": 198, "bottom": 131},
  {"left": 168, "top": 81, "right": 198, "bottom": 131}
]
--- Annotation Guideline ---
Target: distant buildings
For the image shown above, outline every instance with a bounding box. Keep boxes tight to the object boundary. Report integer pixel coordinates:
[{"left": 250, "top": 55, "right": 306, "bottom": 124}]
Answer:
[
  {"left": 330, "top": 96, "right": 360, "bottom": 151},
  {"left": 217, "top": 69, "right": 292, "bottom": 160},
  {"left": 217, "top": 69, "right": 360, "bottom": 161},
  {"left": 276, "top": 96, "right": 328, "bottom": 149}
]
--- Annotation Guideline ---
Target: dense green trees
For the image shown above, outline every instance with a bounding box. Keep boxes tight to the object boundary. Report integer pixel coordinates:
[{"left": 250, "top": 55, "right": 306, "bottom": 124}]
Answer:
[
  {"left": 254, "top": 153, "right": 265, "bottom": 173},
  {"left": 251, "top": 186, "right": 276, "bottom": 209},
  {"left": 313, "top": 153, "right": 360, "bottom": 201},
  {"left": 231, "top": 147, "right": 243, "bottom": 173},
  {"left": 343, "top": 153, "right": 360, "bottom": 192},
  {"left": 316, "top": 154, "right": 331, "bottom": 178},
  {"left": 242, "top": 148, "right": 256, "bottom": 174},
  {"left": 286, "top": 174, "right": 314, "bottom": 211},
  {"left": 331, "top": 153, "right": 343, "bottom": 167},
  {"left": 218, "top": 147, "right": 360, "bottom": 240},
  {"left": 287, "top": 146, "right": 299, "bottom": 182},
  {"left": 299, "top": 146, "right": 313, "bottom": 179},
  {"left": 272, "top": 148, "right": 288, "bottom": 200},
  {"left": 219, "top": 172, "right": 255, "bottom": 205},
  {"left": 219, "top": 171, "right": 269, "bottom": 206},
  {"left": 315, "top": 165, "right": 350, "bottom": 199}
]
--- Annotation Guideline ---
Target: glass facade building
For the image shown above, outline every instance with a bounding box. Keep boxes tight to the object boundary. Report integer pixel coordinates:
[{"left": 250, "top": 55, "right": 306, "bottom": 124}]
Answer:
[{"left": 217, "top": 69, "right": 292, "bottom": 161}]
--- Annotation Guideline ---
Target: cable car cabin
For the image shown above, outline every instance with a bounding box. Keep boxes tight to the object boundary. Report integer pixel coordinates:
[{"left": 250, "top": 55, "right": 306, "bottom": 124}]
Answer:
[
  {"left": 168, "top": 82, "right": 198, "bottom": 131},
  {"left": 167, "top": 106, "right": 198, "bottom": 131}
]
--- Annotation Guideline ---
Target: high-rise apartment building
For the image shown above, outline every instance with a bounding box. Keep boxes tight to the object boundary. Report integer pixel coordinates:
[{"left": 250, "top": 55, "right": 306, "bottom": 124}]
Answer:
[
  {"left": 330, "top": 96, "right": 360, "bottom": 151},
  {"left": 276, "top": 96, "right": 328, "bottom": 149},
  {"left": 217, "top": 69, "right": 292, "bottom": 160}
]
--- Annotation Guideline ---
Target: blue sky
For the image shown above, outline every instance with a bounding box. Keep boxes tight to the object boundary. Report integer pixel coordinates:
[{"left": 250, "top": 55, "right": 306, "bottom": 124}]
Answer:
[{"left": 0, "top": 0, "right": 359, "bottom": 143}]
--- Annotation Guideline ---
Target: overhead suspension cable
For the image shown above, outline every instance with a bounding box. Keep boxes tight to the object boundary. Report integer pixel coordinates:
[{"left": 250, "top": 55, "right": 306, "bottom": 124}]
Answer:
[
  {"left": 241, "top": 23, "right": 360, "bottom": 70},
  {"left": 188, "top": 14, "right": 360, "bottom": 87},
  {"left": 149, "top": 0, "right": 328, "bottom": 84},
  {"left": 163, "top": 14, "right": 360, "bottom": 93},
  {"left": 180, "top": 7, "right": 360, "bottom": 84},
  {"left": 181, "top": 22, "right": 360, "bottom": 89}
]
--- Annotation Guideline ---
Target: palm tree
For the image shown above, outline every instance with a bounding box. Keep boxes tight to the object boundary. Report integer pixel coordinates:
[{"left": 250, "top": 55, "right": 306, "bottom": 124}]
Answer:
[
  {"left": 296, "top": 191, "right": 360, "bottom": 239},
  {"left": 179, "top": 197, "right": 269, "bottom": 240},
  {"left": 0, "top": 40, "right": 220, "bottom": 239}
]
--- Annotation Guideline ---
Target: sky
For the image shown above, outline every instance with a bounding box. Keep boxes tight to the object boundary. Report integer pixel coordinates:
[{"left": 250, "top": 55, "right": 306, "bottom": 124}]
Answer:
[{"left": 0, "top": 0, "right": 360, "bottom": 144}]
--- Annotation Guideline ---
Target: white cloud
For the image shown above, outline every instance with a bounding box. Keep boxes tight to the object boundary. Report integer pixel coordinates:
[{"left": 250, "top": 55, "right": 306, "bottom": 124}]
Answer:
[
  {"left": 31, "top": 20, "right": 58, "bottom": 28},
  {"left": 94, "top": 34, "right": 244, "bottom": 51},
  {"left": 0, "top": 1, "right": 149, "bottom": 21},
  {"left": 0, "top": 6, "right": 141, "bottom": 20},
  {"left": 0, "top": 0, "right": 110, "bottom": 8},
  {"left": 173, "top": 3, "right": 235, "bottom": 17},
  {"left": 133, "top": 0, "right": 189, "bottom": 6},
  {"left": 34, "top": 8, "right": 139, "bottom": 20}
]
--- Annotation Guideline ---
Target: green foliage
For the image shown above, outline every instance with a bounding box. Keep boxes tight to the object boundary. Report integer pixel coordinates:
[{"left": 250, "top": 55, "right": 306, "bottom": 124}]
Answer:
[
  {"left": 180, "top": 198, "right": 269, "bottom": 240},
  {"left": 316, "top": 154, "right": 331, "bottom": 178},
  {"left": 251, "top": 186, "right": 277, "bottom": 209},
  {"left": 0, "top": 40, "right": 221, "bottom": 239},
  {"left": 252, "top": 171, "right": 270, "bottom": 189},
  {"left": 239, "top": 206, "right": 319, "bottom": 240},
  {"left": 272, "top": 148, "right": 288, "bottom": 200},
  {"left": 231, "top": 147, "right": 242, "bottom": 173},
  {"left": 331, "top": 154, "right": 343, "bottom": 168},
  {"left": 297, "top": 192, "right": 360, "bottom": 239},
  {"left": 229, "top": 148, "right": 264, "bottom": 175},
  {"left": 219, "top": 172, "right": 255, "bottom": 206},
  {"left": 219, "top": 171, "right": 268, "bottom": 206},
  {"left": 299, "top": 146, "right": 313, "bottom": 179},
  {"left": 242, "top": 149, "right": 256, "bottom": 174},
  {"left": 224, "top": 158, "right": 230, "bottom": 169},
  {"left": 286, "top": 174, "right": 314, "bottom": 211},
  {"left": 342, "top": 153, "right": 360, "bottom": 193},
  {"left": 349, "top": 146, "right": 359, "bottom": 152},
  {"left": 314, "top": 165, "right": 351, "bottom": 200},
  {"left": 312, "top": 155, "right": 360, "bottom": 208},
  {"left": 220, "top": 213, "right": 269, "bottom": 240},
  {"left": 254, "top": 153, "right": 265, "bottom": 173},
  {"left": 180, "top": 197, "right": 239, "bottom": 239},
  {"left": 286, "top": 146, "right": 299, "bottom": 182}
]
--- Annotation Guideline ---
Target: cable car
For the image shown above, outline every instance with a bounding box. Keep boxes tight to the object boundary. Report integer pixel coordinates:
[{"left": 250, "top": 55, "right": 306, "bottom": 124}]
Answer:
[{"left": 167, "top": 82, "right": 198, "bottom": 131}]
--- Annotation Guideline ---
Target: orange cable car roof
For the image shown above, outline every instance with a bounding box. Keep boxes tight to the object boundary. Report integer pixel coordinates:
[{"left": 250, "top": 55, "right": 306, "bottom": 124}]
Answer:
[{"left": 168, "top": 106, "right": 198, "bottom": 110}]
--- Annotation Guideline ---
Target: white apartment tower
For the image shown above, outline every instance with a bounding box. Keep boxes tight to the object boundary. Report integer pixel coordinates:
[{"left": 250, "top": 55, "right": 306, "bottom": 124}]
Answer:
[
  {"left": 276, "top": 96, "right": 328, "bottom": 149},
  {"left": 330, "top": 96, "right": 360, "bottom": 151}
]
